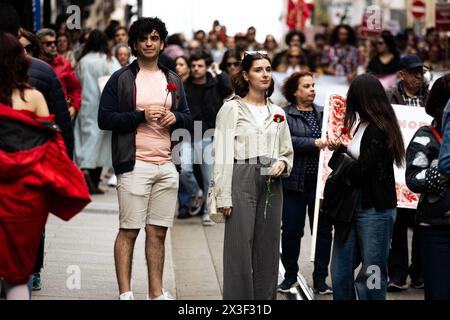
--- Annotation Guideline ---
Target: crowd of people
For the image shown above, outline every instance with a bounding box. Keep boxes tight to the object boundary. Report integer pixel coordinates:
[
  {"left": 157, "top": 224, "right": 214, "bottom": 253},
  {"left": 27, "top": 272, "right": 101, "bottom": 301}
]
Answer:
[{"left": 1, "top": 2, "right": 450, "bottom": 301}]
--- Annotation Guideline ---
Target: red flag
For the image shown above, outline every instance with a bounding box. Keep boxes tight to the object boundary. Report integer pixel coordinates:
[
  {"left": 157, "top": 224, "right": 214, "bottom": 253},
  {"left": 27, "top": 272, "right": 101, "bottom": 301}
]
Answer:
[{"left": 286, "top": 0, "right": 314, "bottom": 31}]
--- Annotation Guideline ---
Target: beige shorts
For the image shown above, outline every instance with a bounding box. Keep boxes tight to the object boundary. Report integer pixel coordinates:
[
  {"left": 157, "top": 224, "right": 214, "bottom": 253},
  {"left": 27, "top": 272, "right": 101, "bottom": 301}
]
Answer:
[{"left": 117, "top": 160, "right": 179, "bottom": 229}]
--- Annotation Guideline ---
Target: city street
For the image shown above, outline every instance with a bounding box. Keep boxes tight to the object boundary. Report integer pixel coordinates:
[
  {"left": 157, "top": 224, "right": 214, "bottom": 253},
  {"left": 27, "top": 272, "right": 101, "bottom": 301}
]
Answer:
[{"left": 32, "top": 185, "right": 424, "bottom": 300}]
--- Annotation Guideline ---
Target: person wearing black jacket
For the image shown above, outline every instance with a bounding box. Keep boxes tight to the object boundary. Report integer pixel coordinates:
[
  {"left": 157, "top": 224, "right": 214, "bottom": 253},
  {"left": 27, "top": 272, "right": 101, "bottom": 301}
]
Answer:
[
  {"left": 327, "top": 74, "right": 405, "bottom": 300},
  {"left": 179, "top": 50, "right": 232, "bottom": 224},
  {"left": 0, "top": 3, "right": 74, "bottom": 159},
  {"left": 98, "top": 17, "right": 191, "bottom": 301},
  {"left": 407, "top": 75, "right": 450, "bottom": 300},
  {"left": 277, "top": 72, "right": 333, "bottom": 295},
  {"left": 0, "top": 3, "right": 74, "bottom": 295}
]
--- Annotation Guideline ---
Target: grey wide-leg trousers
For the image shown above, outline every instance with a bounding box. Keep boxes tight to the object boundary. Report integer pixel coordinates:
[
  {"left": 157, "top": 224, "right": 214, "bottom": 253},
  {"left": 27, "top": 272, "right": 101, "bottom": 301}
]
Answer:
[{"left": 223, "top": 158, "right": 283, "bottom": 300}]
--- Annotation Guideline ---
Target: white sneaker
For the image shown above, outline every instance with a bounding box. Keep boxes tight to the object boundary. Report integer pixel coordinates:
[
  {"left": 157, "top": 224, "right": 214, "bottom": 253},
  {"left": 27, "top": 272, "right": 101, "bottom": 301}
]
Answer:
[
  {"left": 147, "top": 289, "right": 175, "bottom": 300},
  {"left": 119, "top": 291, "right": 134, "bottom": 300},
  {"left": 202, "top": 214, "right": 215, "bottom": 226},
  {"left": 108, "top": 174, "right": 117, "bottom": 187},
  {"left": 189, "top": 189, "right": 204, "bottom": 216}
]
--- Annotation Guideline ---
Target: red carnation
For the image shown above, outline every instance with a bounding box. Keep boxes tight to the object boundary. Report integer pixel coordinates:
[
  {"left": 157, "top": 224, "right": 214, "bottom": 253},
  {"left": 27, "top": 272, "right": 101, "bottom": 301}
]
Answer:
[
  {"left": 167, "top": 83, "right": 177, "bottom": 92},
  {"left": 273, "top": 114, "right": 285, "bottom": 123},
  {"left": 341, "top": 126, "right": 349, "bottom": 135}
]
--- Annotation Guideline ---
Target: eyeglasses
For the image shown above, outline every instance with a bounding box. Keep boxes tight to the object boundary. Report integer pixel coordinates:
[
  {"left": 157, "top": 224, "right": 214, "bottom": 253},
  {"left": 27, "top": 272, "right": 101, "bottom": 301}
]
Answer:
[
  {"left": 227, "top": 61, "right": 240, "bottom": 68},
  {"left": 243, "top": 50, "right": 268, "bottom": 57},
  {"left": 44, "top": 41, "right": 57, "bottom": 47}
]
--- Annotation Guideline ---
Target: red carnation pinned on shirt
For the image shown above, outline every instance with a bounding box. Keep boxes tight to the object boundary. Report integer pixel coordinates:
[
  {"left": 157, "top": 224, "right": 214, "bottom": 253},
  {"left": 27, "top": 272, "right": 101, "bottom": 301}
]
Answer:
[{"left": 273, "top": 114, "right": 285, "bottom": 123}]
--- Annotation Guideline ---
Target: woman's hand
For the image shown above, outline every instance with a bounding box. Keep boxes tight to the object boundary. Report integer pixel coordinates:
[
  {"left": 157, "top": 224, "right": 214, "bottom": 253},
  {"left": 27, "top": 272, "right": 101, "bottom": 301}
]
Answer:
[
  {"left": 218, "top": 207, "right": 232, "bottom": 216},
  {"left": 268, "top": 160, "right": 286, "bottom": 177},
  {"left": 315, "top": 138, "right": 328, "bottom": 150},
  {"left": 327, "top": 138, "right": 342, "bottom": 151}
]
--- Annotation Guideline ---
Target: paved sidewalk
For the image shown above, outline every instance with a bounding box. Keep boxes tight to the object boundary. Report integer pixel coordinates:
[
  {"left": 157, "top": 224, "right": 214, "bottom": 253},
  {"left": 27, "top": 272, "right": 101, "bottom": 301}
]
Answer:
[
  {"left": 32, "top": 189, "right": 175, "bottom": 300},
  {"left": 33, "top": 186, "right": 424, "bottom": 300}
]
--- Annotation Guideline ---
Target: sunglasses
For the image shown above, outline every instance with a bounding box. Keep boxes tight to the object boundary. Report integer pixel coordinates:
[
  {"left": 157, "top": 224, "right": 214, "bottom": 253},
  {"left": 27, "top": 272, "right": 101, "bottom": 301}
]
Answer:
[
  {"left": 227, "top": 61, "right": 240, "bottom": 68},
  {"left": 44, "top": 41, "right": 57, "bottom": 47},
  {"left": 244, "top": 50, "right": 268, "bottom": 57},
  {"left": 288, "top": 54, "right": 301, "bottom": 59},
  {"left": 377, "top": 41, "right": 385, "bottom": 45},
  {"left": 24, "top": 44, "right": 35, "bottom": 54}
]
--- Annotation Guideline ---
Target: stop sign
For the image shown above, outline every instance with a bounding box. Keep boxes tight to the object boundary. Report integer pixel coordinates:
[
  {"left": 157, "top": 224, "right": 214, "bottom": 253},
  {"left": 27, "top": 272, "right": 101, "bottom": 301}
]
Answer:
[{"left": 412, "top": 0, "right": 426, "bottom": 19}]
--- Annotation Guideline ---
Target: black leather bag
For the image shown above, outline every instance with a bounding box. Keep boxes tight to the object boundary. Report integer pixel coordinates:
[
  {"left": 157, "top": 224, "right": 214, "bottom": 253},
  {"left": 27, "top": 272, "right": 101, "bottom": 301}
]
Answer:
[{"left": 322, "top": 153, "right": 360, "bottom": 240}]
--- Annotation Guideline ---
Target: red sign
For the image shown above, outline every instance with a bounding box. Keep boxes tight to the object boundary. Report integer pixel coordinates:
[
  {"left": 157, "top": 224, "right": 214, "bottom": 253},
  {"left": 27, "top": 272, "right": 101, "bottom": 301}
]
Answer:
[
  {"left": 360, "top": 6, "right": 382, "bottom": 38},
  {"left": 411, "top": 0, "right": 426, "bottom": 19},
  {"left": 436, "top": 3, "right": 450, "bottom": 31}
]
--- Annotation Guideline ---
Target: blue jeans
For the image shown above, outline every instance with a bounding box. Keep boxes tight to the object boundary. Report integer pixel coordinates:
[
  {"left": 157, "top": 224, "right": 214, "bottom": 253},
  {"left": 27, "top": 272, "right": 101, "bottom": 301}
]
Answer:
[
  {"left": 420, "top": 226, "right": 450, "bottom": 300},
  {"left": 177, "top": 179, "right": 191, "bottom": 215},
  {"left": 331, "top": 198, "right": 396, "bottom": 300},
  {"left": 281, "top": 189, "right": 332, "bottom": 285},
  {"left": 179, "top": 138, "right": 213, "bottom": 215}
]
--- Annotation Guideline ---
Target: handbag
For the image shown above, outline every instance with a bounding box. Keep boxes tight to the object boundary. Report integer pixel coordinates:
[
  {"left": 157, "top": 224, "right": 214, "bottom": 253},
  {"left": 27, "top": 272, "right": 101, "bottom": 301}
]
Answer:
[{"left": 416, "top": 125, "right": 450, "bottom": 220}]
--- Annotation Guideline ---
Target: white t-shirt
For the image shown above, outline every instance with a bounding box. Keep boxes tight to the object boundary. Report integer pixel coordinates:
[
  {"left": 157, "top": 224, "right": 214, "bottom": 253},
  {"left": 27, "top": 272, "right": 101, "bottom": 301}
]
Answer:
[
  {"left": 347, "top": 121, "right": 369, "bottom": 160},
  {"left": 246, "top": 103, "right": 269, "bottom": 125}
]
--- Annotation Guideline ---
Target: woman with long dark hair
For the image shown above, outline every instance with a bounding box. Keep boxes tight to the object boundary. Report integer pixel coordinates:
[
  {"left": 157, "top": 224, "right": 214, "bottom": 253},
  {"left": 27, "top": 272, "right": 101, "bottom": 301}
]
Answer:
[
  {"left": 407, "top": 74, "right": 450, "bottom": 300},
  {"left": 327, "top": 73, "right": 405, "bottom": 300},
  {"left": 74, "top": 30, "right": 120, "bottom": 194},
  {"left": 213, "top": 52, "right": 293, "bottom": 299}
]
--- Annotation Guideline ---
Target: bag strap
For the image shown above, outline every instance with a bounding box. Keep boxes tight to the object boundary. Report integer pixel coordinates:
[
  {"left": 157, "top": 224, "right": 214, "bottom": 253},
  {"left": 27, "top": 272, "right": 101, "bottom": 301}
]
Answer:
[{"left": 429, "top": 125, "right": 443, "bottom": 145}]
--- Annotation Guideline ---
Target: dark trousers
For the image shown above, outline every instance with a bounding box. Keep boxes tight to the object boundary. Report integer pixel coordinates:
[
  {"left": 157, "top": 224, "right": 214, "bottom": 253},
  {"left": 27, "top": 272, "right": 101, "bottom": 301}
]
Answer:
[
  {"left": 420, "top": 226, "right": 450, "bottom": 300},
  {"left": 223, "top": 159, "right": 282, "bottom": 300},
  {"left": 281, "top": 189, "right": 332, "bottom": 285},
  {"left": 34, "top": 230, "right": 45, "bottom": 273},
  {"left": 388, "top": 207, "right": 422, "bottom": 284}
]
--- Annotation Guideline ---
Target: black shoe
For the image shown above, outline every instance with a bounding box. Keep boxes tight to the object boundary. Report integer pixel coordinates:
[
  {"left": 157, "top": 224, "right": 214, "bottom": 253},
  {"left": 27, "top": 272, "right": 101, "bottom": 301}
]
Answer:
[
  {"left": 313, "top": 282, "right": 333, "bottom": 295},
  {"left": 277, "top": 278, "right": 298, "bottom": 293},
  {"left": 387, "top": 280, "right": 408, "bottom": 292},
  {"left": 411, "top": 278, "right": 424, "bottom": 289},
  {"left": 177, "top": 211, "right": 191, "bottom": 219}
]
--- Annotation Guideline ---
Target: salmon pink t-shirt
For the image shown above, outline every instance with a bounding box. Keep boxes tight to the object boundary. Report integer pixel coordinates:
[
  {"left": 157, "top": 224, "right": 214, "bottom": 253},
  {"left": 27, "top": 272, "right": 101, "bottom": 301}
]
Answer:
[{"left": 135, "top": 68, "right": 172, "bottom": 164}]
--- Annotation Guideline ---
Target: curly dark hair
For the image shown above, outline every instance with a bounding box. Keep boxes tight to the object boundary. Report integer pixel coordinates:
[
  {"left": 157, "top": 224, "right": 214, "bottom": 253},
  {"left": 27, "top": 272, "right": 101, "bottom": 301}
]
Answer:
[
  {"left": 128, "top": 17, "right": 168, "bottom": 57},
  {"left": 232, "top": 52, "right": 274, "bottom": 98},
  {"left": 282, "top": 71, "right": 314, "bottom": 104},
  {"left": 330, "top": 24, "right": 357, "bottom": 47},
  {"left": 0, "top": 32, "right": 32, "bottom": 106},
  {"left": 285, "top": 30, "right": 305, "bottom": 46}
]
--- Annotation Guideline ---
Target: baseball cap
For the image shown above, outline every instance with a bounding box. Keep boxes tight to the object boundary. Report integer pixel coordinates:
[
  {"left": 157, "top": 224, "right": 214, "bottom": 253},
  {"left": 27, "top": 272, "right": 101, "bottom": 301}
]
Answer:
[{"left": 399, "top": 55, "right": 423, "bottom": 70}]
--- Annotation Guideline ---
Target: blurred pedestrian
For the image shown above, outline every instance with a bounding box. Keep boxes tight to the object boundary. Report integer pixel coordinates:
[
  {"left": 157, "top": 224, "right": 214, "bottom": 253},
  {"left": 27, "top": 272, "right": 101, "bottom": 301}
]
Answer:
[
  {"left": 75, "top": 30, "right": 120, "bottom": 194},
  {"left": 57, "top": 33, "right": 77, "bottom": 68},
  {"left": 174, "top": 56, "right": 190, "bottom": 82},
  {"left": 115, "top": 43, "right": 131, "bottom": 67},
  {"left": 37, "top": 28, "right": 82, "bottom": 121},
  {"left": 219, "top": 49, "right": 241, "bottom": 79},
  {"left": 0, "top": 31, "right": 90, "bottom": 300}
]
